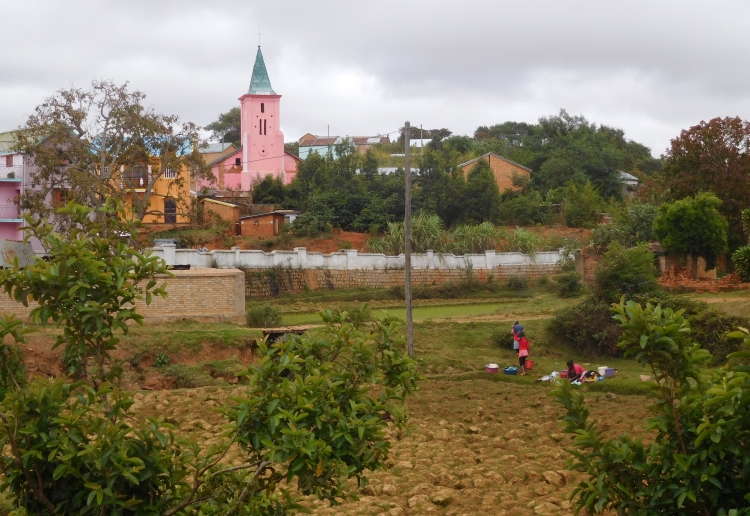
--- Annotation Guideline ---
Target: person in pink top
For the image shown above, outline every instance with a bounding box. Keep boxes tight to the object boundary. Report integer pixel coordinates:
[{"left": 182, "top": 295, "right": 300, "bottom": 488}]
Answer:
[
  {"left": 567, "top": 360, "right": 585, "bottom": 382},
  {"left": 517, "top": 331, "right": 530, "bottom": 375}
]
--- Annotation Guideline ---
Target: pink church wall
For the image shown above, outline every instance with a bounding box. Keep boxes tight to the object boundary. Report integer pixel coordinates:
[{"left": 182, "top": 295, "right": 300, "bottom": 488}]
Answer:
[{"left": 240, "top": 94, "right": 286, "bottom": 190}]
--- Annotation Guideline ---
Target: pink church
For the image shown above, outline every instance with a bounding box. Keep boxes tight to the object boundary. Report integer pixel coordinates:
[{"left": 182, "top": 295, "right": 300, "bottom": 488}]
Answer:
[{"left": 206, "top": 47, "right": 299, "bottom": 191}]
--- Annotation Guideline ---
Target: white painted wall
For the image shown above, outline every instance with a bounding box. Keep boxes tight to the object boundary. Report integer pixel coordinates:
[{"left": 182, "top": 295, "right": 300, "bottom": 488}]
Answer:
[{"left": 154, "top": 245, "right": 566, "bottom": 270}]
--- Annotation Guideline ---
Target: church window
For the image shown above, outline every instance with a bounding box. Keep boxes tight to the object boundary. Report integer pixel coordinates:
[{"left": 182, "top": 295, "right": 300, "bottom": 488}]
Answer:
[
  {"left": 264, "top": 119, "right": 267, "bottom": 135},
  {"left": 235, "top": 158, "right": 241, "bottom": 166},
  {"left": 259, "top": 122, "right": 262, "bottom": 136},
  {"left": 261, "top": 103, "right": 264, "bottom": 113}
]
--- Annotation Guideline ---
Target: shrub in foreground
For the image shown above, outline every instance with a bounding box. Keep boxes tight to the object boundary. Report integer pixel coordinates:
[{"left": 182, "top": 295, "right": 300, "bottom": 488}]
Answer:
[
  {"left": 551, "top": 300, "right": 750, "bottom": 515},
  {"left": 246, "top": 302, "right": 282, "bottom": 327}
]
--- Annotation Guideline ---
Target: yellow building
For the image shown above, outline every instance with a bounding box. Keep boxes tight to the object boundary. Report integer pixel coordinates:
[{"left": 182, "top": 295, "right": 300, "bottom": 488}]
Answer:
[{"left": 120, "top": 158, "right": 194, "bottom": 224}]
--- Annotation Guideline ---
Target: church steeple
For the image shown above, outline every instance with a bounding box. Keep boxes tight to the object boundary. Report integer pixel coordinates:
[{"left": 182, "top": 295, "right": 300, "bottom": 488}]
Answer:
[{"left": 248, "top": 47, "right": 276, "bottom": 95}]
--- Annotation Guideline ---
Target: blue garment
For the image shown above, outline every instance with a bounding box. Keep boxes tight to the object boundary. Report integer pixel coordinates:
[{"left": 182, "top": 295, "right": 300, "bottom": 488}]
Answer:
[{"left": 513, "top": 324, "right": 524, "bottom": 335}]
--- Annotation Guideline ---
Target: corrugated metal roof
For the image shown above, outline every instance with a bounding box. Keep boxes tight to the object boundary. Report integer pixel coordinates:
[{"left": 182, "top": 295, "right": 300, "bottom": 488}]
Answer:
[
  {"left": 248, "top": 47, "right": 276, "bottom": 95},
  {"left": 299, "top": 137, "right": 341, "bottom": 147},
  {"left": 199, "top": 143, "right": 237, "bottom": 154},
  {"left": 619, "top": 171, "right": 640, "bottom": 182},
  {"left": 0, "top": 240, "right": 37, "bottom": 268},
  {"left": 0, "top": 131, "right": 20, "bottom": 154}
]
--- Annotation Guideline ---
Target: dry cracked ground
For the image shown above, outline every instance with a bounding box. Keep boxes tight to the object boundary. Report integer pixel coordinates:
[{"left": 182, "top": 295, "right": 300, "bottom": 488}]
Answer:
[{"left": 135, "top": 377, "right": 649, "bottom": 516}]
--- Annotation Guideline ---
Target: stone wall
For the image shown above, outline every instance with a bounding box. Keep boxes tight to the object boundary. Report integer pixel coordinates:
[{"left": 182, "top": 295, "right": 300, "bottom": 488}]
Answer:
[
  {"left": 244, "top": 263, "right": 560, "bottom": 298},
  {"left": 0, "top": 268, "right": 245, "bottom": 325}
]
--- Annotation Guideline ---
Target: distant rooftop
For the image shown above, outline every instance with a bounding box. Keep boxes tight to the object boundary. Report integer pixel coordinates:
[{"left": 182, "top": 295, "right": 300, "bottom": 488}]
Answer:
[
  {"left": 200, "top": 142, "right": 237, "bottom": 154},
  {"left": 248, "top": 47, "right": 276, "bottom": 95},
  {"left": 0, "top": 130, "right": 19, "bottom": 155}
]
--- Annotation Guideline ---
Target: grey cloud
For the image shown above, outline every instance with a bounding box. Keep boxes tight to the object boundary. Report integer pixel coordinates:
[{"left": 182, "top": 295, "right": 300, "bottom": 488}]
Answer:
[{"left": 2, "top": 0, "right": 750, "bottom": 156}]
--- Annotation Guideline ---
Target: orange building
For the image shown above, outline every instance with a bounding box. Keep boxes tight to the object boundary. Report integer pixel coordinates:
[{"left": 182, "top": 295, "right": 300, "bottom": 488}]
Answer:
[
  {"left": 458, "top": 152, "right": 531, "bottom": 192},
  {"left": 240, "top": 212, "right": 286, "bottom": 237}
]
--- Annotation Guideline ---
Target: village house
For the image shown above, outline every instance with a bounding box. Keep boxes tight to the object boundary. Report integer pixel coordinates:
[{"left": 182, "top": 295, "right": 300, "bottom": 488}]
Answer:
[
  {"left": 298, "top": 134, "right": 389, "bottom": 159},
  {"left": 0, "top": 131, "right": 28, "bottom": 242},
  {"left": 458, "top": 152, "right": 531, "bottom": 192}
]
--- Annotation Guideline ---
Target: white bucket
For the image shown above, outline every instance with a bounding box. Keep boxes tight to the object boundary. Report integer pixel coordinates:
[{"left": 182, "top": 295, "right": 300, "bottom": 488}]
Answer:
[{"left": 598, "top": 366, "right": 607, "bottom": 376}]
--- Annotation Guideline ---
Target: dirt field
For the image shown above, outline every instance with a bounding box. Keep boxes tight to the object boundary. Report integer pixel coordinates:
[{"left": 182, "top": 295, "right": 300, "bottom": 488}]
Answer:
[{"left": 129, "top": 377, "right": 648, "bottom": 516}]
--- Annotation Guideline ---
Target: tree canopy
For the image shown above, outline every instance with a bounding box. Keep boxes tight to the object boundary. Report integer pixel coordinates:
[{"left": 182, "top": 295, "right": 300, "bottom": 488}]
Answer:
[
  {"left": 15, "top": 80, "right": 211, "bottom": 226},
  {"left": 660, "top": 116, "right": 750, "bottom": 247},
  {"left": 653, "top": 192, "right": 729, "bottom": 276},
  {"left": 204, "top": 106, "right": 241, "bottom": 146}
]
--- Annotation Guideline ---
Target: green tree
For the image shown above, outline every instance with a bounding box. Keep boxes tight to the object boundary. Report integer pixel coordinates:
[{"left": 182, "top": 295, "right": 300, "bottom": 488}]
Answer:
[
  {"left": 661, "top": 116, "right": 750, "bottom": 247},
  {"left": 653, "top": 192, "right": 729, "bottom": 278},
  {"left": 558, "top": 180, "right": 604, "bottom": 228},
  {"left": 15, "top": 80, "right": 211, "bottom": 226},
  {"left": 205, "top": 106, "right": 241, "bottom": 146},
  {"left": 463, "top": 160, "right": 500, "bottom": 223},
  {"left": 0, "top": 203, "right": 421, "bottom": 514},
  {"left": 251, "top": 174, "right": 286, "bottom": 204},
  {"left": 551, "top": 299, "right": 750, "bottom": 516},
  {"left": 0, "top": 201, "right": 167, "bottom": 388}
]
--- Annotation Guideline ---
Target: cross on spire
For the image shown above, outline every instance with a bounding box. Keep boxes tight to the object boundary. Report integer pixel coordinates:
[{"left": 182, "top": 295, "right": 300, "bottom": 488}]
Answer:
[{"left": 258, "top": 27, "right": 262, "bottom": 47}]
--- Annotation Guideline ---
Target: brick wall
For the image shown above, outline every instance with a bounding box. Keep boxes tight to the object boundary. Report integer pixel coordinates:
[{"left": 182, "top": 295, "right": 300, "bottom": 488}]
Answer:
[
  {"left": 244, "top": 263, "right": 559, "bottom": 298},
  {"left": 0, "top": 269, "right": 245, "bottom": 325}
]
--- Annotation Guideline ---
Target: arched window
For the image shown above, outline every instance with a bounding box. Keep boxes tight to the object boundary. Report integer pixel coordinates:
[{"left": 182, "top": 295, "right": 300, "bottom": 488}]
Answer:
[{"left": 261, "top": 103, "right": 264, "bottom": 113}]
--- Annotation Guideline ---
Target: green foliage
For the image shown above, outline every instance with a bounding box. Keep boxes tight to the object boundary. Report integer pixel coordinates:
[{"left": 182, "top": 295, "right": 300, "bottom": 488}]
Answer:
[
  {"left": 0, "top": 379, "right": 190, "bottom": 515},
  {"left": 551, "top": 300, "right": 750, "bottom": 516},
  {"left": 205, "top": 106, "right": 241, "bottom": 145},
  {"left": 548, "top": 295, "right": 622, "bottom": 355},
  {"left": 490, "top": 328, "right": 515, "bottom": 349},
  {"left": 503, "top": 226, "right": 540, "bottom": 257},
  {"left": 593, "top": 242, "right": 660, "bottom": 303},
  {"left": 463, "top": 160, "right": 500, "bottom": 223},
  {"left": 661, "top": 116, "right": 750, "bottom": 248},
  {"left": 221, "top": 307, "right": 421, "bottom": 511},
  {"left": 559, "top": 181, "right": 604, "bottom": 228},
  {"left": 555, "top": 271, "right": 583, "bottom": 298},
  {"left": 653, "top": 192, "right": 729, "bottom": 271},
  {"left": 246, "top": 303, "right": 283, "bottom": 328},
  {"left": 497, "top": 191, "right": 555, "bottom": 226},
  {"left": 0, "top": 317, "right": 30, "bottom": 401},
  {"left": 0, "top": 201, "right": 168, "bottom": 388},
  {"left": 366, "top": 214, "right": 508, "bottom": 255},
  {"left": 590, "top": 203, "right": 657, "bottom": 247},
  {"left": 154, "top": 352, "right": 170, "bottom": 368},
  {"left": 505, "top": 276, "right": 528, "bottom": 291},
  {"left": 688, "top": 308, "right": 750, "bottom": 365},
  {"left": 732, "top": 245, "right": 750, "bottom": 282}
]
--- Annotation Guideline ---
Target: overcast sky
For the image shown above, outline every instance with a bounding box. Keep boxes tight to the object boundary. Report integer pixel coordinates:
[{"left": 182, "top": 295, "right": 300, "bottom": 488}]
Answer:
[{"left": 2, "top": 0, "right": 749, "bottom": 157}]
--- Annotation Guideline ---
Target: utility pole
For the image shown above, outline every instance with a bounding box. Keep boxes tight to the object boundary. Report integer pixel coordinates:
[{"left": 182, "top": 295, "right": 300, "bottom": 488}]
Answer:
[
  {"left": 327, "top": 124, "right": 331, "bottom": 156},
  {"left": 404, "top": 121, "right": 414, "bottom": 357},
  {"left": 420, "top": 124, "right": 423, "bottom": 155}
]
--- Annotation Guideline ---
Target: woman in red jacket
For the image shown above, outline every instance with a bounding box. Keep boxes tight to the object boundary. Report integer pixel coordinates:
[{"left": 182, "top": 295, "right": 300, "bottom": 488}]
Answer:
[{"left": 517, "top": 331, "right": 530, "bottom": 375}]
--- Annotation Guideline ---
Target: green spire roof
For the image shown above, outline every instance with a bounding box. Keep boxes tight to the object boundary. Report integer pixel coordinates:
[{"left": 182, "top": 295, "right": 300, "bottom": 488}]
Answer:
[{"left": 248, "top": 47, "right": 276, "bottom": 95}]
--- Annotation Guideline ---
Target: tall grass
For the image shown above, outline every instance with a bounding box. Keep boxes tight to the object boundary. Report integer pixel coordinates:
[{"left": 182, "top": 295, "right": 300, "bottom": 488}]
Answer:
[
  {"left": 503, "top": 227, "right": 541, "bottom": 258},
  {"left": 366, "top": 214, "right": 512, "bottom": 255}
]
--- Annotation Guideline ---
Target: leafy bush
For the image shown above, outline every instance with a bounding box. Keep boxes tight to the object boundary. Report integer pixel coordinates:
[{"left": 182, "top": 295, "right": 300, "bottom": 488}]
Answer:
[
  {"left": 497, "top": 191, "right": 555, "bottom": 226},
  {"left": 555, "top": 271, "right": 583, "bottom": 298},
  {"left": 548, "top": 296, "right": 622, "bottom": 355},
  {"left": 246, "top": 303, "right": 283, "bottom": 328},
  {"left": 490, "top": 328, "right": 515, "bottom": 349},
  {"left": 505, "top": 276, "right": 528, "bottom": 291},
  {"left": 688, "top": 308, "right": 750, "bottom": 364},
  {"left": 551, "top": 300, "right": 750, "bottom": 515},
  {"left": 560, "top": 181, "right": 604, "bottom": 228},
  {"left": 593, "top": 242, "right": 660, "bottom": 303},
  {"left": 732, "top": 245, "right": 750, "bottom": 282}
]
